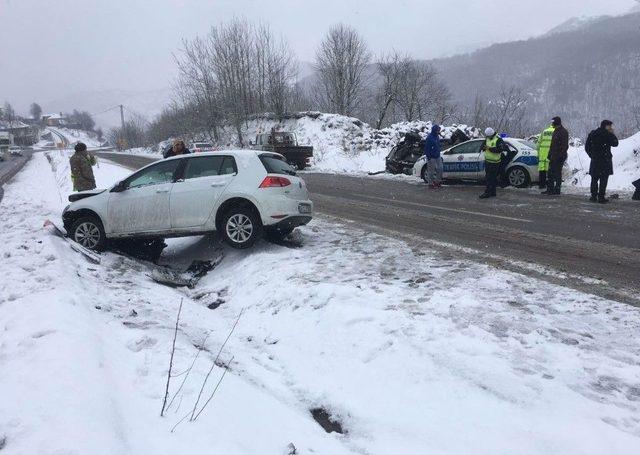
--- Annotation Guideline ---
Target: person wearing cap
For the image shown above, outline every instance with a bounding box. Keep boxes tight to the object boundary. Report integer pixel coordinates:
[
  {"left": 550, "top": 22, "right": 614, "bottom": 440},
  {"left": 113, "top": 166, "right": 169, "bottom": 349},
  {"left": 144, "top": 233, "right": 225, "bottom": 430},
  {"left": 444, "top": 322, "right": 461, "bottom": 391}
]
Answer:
[
  {"left": 479, "top": 127, "right": 507, "bottom": 199},
  {"left": 536, "top": 121, "right": 556, "bottom": 189},
  {"left": 69, "top": 142, "right": 96, "bottom": 191},
  {"left": 585, "top": 120, "right": 619, "bottom": 203},
  {"left": 542, "top": 116, "right": 569, "bottom": 195},
  {"left": 163, "top": 139, "right": 191, "bottom": 159}
]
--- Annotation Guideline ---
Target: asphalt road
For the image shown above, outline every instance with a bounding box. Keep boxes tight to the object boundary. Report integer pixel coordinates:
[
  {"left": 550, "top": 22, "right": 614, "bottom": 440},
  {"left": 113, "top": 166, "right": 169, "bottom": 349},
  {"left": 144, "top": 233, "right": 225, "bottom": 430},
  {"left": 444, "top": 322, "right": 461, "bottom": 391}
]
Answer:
[
  {"left": 96, "top": 151, "right": 640, "bottom": 306},
  {"left": 0, "top": 150, "right": 33, "bottom": 203}
]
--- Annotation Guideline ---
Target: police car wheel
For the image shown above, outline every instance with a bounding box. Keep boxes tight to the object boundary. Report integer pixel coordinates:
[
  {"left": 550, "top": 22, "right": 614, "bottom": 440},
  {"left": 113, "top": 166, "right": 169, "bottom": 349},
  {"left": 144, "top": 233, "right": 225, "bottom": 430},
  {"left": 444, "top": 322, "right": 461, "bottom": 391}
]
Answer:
[
  {"left": 507, "top": 166, "right": 530, "bottom": 188},
  {"left": 420, "top": 165, "right": 429, "bottom": 183}
]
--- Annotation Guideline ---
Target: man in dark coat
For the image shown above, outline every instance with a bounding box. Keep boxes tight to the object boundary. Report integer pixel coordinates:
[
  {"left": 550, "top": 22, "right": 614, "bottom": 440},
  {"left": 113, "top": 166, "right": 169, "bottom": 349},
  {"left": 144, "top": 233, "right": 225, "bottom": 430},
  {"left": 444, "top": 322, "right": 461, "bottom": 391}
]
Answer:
[
  {"left": 542, "top": 116, "right": 569, "bottom": 195},
  {"left": 69, "top": 142, "right": 96, "bottom": 191},
  {"left": 423, "top": 124, "right": 443, "bottom": 188},
  {"left": 163, "top": 139, "right": 191, "bottom": 159},
  {"left": 585, "top": 120, "right": 619, "bottom": 203}
]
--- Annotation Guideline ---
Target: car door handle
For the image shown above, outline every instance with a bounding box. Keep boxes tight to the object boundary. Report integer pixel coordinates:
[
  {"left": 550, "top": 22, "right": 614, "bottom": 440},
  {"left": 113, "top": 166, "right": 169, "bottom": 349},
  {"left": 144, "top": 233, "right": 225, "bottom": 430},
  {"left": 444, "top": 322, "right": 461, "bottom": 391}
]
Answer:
[
  {"left": 210, "top": 182, "right": 226, "bottom": 187},
  {"left": 156, "top": 189, "right": 170, "bottom": 193}
]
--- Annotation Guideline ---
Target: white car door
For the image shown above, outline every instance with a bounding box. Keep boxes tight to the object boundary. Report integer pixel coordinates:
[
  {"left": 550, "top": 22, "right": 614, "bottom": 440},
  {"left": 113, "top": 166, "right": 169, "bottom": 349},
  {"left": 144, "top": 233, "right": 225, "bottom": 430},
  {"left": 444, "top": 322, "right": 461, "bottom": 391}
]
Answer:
[
  {"left": 170, "top": 155, "right": 237, "bottom": 229},
  {"left": 107, "top": 159, "right": 182, "bottom": 234},
  {"left": 442, "top": 140, "right": 484, "bottom": 180}
]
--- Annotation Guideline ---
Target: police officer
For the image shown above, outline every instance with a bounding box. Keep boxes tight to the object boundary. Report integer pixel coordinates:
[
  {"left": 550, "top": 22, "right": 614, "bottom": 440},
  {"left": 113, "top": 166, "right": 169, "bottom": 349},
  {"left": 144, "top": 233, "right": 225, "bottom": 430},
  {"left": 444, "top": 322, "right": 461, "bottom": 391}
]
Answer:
[
  {"left": 479, "top": 127, "right": 507, "bottom": 199},
  {"left": 536, "top": 122, "right": 555, "bottom": 189}
]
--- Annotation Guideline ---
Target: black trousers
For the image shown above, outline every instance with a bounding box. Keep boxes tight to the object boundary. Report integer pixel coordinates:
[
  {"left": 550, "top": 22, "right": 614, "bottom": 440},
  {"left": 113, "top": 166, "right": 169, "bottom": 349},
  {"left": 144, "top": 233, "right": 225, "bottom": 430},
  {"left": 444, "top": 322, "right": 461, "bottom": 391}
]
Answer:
[
  {"left": 547, "top": 159, "right": 565, "bottom": 192},
  {"left": 498, "top": 150, "right": 518, "bottom": 186},
  {"left": 590, "top": 175, "right": 609, "bottom": 198},
  {"left": 484, "top": 162, "right": 500, "bottom": 196}
]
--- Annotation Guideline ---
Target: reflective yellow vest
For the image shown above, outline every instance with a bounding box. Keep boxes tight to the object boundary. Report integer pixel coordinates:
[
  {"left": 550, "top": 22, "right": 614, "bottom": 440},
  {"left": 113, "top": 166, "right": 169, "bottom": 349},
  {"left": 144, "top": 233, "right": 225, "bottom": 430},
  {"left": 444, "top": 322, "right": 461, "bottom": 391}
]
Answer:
[
  {"left": 537, "top": 126, "right": 555, "bottom": 171},
  {"left": 484, "top": 136, "right": 502, "bottom": 163}
]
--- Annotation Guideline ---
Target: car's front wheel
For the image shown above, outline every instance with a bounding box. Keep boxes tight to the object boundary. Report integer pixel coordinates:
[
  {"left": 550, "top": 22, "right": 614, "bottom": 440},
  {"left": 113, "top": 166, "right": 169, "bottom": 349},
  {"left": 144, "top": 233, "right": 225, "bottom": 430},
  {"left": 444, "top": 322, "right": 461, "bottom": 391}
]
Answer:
[
  {"left": 507, "top": 166, "right": 531, "bottom": 188},
  {"left": 70, "top": 216, "right": 106, "bottom": 251},
  {"left": 221, "top": 207, "right": 262, "bottom": 249}
]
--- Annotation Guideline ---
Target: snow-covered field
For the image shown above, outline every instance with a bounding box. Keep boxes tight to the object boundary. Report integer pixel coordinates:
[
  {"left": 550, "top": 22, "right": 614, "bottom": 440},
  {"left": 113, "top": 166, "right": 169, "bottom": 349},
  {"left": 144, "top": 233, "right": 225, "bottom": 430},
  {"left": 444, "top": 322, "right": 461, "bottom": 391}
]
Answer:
[{"left": 2, "top": 151, "right": 639, "bottom": 454}]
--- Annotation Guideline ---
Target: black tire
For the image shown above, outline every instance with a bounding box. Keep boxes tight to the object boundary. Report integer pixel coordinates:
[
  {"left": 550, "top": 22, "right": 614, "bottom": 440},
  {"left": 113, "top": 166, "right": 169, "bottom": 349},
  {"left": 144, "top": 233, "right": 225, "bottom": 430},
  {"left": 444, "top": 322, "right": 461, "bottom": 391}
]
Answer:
[
  {"left": 507, "top": 166, "right": 531, "bottom": 188},
  {"left": 221, "top": 206, "right": 262, "bottom": 249},
  {"left": 70, "top": 216, "right": 106, "bottom": 251},
  {"left": 420, "top": 164, "right": 429, "bottom": 183}
]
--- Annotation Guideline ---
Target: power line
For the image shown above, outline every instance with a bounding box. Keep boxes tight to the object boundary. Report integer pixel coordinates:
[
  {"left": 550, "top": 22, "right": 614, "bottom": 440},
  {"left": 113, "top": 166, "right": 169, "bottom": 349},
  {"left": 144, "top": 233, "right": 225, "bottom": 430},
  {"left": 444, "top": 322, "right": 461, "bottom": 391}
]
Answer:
[{"left": 88, "top": 105, "right": 121, "bottom": 117}]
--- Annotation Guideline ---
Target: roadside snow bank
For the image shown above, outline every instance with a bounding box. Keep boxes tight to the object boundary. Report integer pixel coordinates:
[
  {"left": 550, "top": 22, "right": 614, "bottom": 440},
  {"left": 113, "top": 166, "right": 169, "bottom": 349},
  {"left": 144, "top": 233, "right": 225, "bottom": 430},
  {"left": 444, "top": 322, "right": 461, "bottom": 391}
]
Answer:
[
  {"left": 565, "top": 131, "right": 640, "bottom": 191},
  {"left": 139, "top": 112, "right": 479, "bottom": 174},
  {"left": 51, "top": 127, "right": 103, "bottom": 148}
]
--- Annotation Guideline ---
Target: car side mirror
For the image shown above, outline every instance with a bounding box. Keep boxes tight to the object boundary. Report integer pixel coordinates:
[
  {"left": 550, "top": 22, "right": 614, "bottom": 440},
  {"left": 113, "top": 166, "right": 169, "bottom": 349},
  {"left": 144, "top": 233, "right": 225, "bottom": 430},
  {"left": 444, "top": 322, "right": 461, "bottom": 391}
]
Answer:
[{"left": 111, "top": 181, "right": 126, "bottom": 193}]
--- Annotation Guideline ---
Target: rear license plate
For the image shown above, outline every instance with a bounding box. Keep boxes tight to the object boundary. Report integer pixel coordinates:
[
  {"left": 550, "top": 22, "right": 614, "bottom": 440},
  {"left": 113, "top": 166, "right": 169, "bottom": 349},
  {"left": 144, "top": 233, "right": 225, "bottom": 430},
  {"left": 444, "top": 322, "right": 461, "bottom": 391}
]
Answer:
[{"left": 298, "top": 203, "right": 312, "bottom": 214}]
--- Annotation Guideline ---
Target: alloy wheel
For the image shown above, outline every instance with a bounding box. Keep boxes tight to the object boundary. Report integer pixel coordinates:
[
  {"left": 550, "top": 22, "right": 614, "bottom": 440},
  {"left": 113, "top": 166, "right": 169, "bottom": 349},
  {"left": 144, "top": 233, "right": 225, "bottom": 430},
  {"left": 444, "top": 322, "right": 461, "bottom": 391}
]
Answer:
[
  {"left": 509, "top": 168, "right": 527, "bottom": 187},
  {"left": 225, "top": 213, "right": 254, "bottom": 244},
  {"left": 74, "top": 221, "right": 101, "bottom": 249}
]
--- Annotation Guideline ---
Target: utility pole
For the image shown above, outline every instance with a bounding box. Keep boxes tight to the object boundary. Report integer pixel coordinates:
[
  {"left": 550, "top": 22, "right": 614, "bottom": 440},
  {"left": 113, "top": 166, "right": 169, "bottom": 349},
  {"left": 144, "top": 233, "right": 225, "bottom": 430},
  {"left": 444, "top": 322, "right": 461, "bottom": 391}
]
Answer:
[{"left": 119, "top": 104, "right": 125, "bottom": 151}]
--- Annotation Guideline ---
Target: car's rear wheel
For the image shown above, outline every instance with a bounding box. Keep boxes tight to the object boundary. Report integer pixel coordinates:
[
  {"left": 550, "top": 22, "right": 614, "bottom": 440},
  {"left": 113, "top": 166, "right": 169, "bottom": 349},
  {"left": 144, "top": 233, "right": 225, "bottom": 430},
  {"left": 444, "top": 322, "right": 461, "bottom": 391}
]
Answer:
[
  {"left": 222, "top": 207, "right": 262, "bottom": 249},
  {"left": 507, "top": 166, "right": 531, "bottom": 188},
  {"left": 70, "top": 216, "right": 106, "bottom": 251}
]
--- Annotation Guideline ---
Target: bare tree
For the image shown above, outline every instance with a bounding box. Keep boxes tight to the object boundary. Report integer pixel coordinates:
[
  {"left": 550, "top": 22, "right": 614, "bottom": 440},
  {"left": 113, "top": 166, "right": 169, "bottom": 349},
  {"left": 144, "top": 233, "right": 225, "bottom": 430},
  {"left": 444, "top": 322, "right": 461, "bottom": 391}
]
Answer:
[
  {"left": 373, "top": 51, "right": 410, "bottom": 129},
  {"left": 488, "top": 86, "right": 530, "bottom": 136},
  {"left": 108, "top": 112, "right": 148, "bottom": 149},
  {"left": 395, "top": 61, "right": 453, "bottom": 123},
  {"left": 30, "top": 103, "right": 42, "bottom": 122},
  {"left": 314, "top": 24, "right": 371, "bottom": 116}
]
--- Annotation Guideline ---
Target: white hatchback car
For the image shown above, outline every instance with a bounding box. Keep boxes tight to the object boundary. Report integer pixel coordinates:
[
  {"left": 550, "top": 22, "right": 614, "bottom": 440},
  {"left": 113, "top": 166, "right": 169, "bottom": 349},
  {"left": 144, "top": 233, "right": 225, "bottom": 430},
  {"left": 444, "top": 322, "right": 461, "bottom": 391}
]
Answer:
[
  {"left": 413, "top": 138, "right": 541, "bottom": 188},
  {"left": 62, "top": 150, "right": 313, "bottom": 250}
]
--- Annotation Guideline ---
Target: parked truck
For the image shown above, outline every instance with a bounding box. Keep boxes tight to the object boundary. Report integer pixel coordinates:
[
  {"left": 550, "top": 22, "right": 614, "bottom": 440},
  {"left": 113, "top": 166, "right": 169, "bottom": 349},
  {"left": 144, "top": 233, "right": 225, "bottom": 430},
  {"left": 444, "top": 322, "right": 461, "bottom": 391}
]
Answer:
[{"left": 250, "top": 131, "right": 313, "bottom": 170}]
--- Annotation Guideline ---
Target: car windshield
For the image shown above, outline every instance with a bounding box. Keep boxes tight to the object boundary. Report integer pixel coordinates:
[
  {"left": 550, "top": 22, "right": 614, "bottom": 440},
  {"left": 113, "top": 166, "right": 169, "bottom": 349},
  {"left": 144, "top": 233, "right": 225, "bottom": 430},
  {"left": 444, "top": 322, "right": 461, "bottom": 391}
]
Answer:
[
  {"left": 259, "top": 154, "right": 296, "bottom": 175},
  {"left": 515, "top": 139, "right": 537, "bottom": 149}
]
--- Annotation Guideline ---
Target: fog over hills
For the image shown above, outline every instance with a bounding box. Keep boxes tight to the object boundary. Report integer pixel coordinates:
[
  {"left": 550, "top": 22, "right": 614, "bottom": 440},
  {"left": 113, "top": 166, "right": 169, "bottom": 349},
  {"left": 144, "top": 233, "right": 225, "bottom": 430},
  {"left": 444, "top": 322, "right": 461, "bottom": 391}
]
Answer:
[{"left": 429, "top": 12, "right": 640, "bottom": 136}]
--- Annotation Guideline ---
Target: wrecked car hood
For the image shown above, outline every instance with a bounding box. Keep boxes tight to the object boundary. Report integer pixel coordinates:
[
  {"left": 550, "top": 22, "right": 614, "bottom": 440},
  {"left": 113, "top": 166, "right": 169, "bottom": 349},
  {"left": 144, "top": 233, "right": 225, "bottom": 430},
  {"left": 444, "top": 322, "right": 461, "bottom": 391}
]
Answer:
[{"left": 68, "top": 189, "right": 106, "bottom": 202}]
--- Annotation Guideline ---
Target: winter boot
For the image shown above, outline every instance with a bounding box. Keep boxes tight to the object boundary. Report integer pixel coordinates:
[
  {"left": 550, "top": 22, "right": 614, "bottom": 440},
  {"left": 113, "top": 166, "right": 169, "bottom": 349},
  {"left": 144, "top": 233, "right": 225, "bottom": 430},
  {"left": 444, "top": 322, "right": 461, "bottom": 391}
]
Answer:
[
  {"left": 598, "top": 196, "right": 609, "bottom": 204},
  {"left": 633, "top": 190, "right": 640, "bottom": 201},
  {"left": 589, "top": 195, "right": 598, "bottom": 202},
  {"left": 538, "top": 171, "right": 547, "bottom": 189}
]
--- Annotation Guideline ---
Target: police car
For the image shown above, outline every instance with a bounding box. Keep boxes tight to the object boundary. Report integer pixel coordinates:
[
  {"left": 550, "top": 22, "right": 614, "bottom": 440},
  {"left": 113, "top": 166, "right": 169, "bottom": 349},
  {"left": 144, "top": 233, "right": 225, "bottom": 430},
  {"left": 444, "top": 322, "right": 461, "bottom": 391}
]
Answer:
[{"left": 412, "top": 138, "right": 541, "bottom": 188}]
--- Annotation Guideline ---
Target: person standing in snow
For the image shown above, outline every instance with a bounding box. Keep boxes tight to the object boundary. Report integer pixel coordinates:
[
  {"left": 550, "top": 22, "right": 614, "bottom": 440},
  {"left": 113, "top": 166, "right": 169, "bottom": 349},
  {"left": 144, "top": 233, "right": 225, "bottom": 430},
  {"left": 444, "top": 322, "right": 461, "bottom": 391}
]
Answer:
[
  {"left": 70, "top": 142, "right": 96, "bottom": 192},
  {"left": 479, "top": 127, "right": 507, "bottom": 199},
  {"left": 423, "top": 124, "right": 443, "bottom": 189},
  {"left": 585, "top": 120, "right": 619, "bottom": 203},
  {"left": 542, "top": 116, "right": 569, "bottom": 195},
  {"left": 163, "top": 139, "right": 191, "bottom": 159},
  {"left": 536, "top": 121, "right": 555, "bottom": 189}
]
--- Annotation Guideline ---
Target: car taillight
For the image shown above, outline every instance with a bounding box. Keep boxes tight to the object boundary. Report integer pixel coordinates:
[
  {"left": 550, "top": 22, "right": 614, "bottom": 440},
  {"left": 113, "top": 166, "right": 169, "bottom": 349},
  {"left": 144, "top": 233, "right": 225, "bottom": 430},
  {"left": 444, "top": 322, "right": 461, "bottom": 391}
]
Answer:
[{"left": 259, "top": 176, "right": 291, "bottom": 188}]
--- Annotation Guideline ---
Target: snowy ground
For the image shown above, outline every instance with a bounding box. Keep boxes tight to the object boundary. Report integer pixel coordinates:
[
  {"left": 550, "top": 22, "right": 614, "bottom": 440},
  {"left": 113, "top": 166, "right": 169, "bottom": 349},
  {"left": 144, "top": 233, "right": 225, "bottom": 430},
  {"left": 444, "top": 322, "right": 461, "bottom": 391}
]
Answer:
[{"left": 2, "top": 151, "right": 639, "bottom": 454}]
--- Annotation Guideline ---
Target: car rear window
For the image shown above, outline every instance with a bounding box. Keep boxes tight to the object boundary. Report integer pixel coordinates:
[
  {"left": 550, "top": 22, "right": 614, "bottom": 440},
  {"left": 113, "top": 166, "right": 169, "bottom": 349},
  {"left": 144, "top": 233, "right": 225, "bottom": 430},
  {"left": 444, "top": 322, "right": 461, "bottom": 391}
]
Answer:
[
  {"left": 259, "top": 154, "right": 296, "bottom": 175},
  {"left": 183, "top": 155, "right": 237, "bottom": 179}
]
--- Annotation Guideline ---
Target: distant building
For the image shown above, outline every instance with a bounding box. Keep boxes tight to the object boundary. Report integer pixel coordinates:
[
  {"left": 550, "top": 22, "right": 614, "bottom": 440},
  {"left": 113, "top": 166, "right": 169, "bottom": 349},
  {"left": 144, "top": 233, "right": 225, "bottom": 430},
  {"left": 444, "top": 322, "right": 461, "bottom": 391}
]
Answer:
[
  {"left": 42, "top": 113, "right": 68, "bottom": 127},
  {"left": 0, "top": 120, "right": 40, "bottom": 145}
]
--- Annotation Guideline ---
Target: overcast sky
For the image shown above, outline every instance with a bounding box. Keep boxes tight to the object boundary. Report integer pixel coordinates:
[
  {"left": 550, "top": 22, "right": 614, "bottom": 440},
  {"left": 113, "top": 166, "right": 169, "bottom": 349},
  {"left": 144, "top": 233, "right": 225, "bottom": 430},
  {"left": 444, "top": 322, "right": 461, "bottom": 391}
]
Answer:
[{"left": 1, "top": 0, "right": 637, "bottom": 115}]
